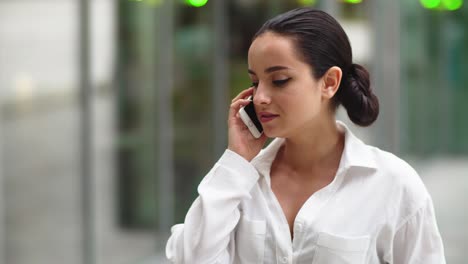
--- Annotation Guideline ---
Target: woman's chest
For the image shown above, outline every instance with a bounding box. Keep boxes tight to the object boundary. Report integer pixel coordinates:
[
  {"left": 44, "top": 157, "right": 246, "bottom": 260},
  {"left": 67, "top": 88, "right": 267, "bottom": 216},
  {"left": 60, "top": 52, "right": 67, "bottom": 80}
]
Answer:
[
  {"left": 269, "top": 167, "right": 337, "bottom": 236},
  {"left": 235, "top": 179, "right": 390, "bottom": 263}
]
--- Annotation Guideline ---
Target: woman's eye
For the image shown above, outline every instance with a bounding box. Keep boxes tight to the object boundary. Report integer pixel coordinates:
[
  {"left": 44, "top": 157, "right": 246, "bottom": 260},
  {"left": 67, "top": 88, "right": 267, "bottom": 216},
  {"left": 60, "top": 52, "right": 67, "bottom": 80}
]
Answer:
[{"left": 273, "top": 78, "right": 291, "bottom": 86}]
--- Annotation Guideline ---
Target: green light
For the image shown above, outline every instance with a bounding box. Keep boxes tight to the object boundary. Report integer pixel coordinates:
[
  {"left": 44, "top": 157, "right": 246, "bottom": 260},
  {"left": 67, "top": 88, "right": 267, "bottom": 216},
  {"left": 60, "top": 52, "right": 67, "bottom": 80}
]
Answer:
[
  {"left": 298, "top": 0, "right": 317, "bottom": 6},
  {"left": 186, "top": 0, "right": 208, "bottom": 7},
  {"left": 344, "top": 0, "right": 362, "bottom": 4},
  {"left": 442, "top": 0, "right": 463, "bottom": 10},
  {"left": 420, "top": 0, "right": 441, "bottom": 9}
]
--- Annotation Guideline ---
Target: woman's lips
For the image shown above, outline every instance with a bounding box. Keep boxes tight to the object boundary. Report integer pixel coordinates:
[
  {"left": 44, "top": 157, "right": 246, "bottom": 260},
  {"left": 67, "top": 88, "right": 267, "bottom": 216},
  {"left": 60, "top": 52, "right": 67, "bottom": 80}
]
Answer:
[{"left": 258, "top": 112, "right": 279, "bottom": 123}]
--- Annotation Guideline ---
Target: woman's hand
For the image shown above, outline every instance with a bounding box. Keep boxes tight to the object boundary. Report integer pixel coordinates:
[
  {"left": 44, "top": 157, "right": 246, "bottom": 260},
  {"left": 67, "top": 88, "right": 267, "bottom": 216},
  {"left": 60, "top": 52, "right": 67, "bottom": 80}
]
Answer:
[{"left": 228, "top": 87, "right": 268, "bottom": 162}]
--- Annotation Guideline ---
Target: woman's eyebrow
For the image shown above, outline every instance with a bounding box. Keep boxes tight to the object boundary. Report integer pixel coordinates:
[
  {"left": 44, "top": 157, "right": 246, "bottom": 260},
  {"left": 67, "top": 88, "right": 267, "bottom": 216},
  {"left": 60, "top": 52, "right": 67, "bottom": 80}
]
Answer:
[{"left": 248, "top": 65, "right": 290, "bottom": 75}]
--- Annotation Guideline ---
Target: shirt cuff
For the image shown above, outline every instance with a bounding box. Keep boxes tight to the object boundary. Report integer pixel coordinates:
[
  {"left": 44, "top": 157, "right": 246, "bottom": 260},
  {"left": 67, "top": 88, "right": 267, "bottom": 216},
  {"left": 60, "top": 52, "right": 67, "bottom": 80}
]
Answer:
[{"left": 203, "top": 149, "right": 260, "bottom": 192}]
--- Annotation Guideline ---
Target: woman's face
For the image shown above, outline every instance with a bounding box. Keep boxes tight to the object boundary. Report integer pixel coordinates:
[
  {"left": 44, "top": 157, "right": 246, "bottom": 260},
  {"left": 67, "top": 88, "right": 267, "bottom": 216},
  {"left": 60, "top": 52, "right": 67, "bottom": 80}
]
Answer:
[{"left": 248, "top": 32, "right": 330, "bottom": 138}]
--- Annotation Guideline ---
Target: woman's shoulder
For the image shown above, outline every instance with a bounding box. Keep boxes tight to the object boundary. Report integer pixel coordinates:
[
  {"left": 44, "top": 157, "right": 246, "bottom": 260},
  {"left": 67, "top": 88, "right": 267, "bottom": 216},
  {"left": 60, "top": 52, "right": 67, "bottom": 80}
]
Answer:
[
  {"left": 367, "top": 145, "right": 431, "bottom": 211},
  {"left": 369, "top": 146, "right": 418, "bottom": 177}
]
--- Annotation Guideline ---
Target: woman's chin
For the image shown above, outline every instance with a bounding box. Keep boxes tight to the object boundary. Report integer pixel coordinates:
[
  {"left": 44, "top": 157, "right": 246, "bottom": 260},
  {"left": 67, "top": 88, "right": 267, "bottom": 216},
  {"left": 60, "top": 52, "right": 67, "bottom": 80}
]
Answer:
[{"left": 263, "top": 129, "right": 281, "bottom": 138}]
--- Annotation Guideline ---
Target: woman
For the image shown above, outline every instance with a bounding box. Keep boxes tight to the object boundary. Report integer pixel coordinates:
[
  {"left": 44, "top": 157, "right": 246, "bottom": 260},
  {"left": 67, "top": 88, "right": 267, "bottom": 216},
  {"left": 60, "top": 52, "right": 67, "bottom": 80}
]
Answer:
[{"left": 166, "top": 8, "right": 445, "bottom": 263}]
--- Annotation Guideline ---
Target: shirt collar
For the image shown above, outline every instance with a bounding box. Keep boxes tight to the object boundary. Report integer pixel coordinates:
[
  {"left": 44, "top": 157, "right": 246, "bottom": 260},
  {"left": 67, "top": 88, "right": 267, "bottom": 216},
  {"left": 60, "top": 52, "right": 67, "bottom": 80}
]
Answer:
[
  {"left": 251, "top": 120, "right": 377, "bottom": 185},
  {"left": 337, "top": 120, "right": 377, "bottom": 170}
]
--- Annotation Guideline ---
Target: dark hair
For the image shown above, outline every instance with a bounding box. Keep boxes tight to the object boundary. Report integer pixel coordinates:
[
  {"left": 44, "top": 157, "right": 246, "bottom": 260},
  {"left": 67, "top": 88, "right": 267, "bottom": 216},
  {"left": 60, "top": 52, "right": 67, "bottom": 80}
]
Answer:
[{"left": 253, "top": 8, "right": 379, "bottom": 127}]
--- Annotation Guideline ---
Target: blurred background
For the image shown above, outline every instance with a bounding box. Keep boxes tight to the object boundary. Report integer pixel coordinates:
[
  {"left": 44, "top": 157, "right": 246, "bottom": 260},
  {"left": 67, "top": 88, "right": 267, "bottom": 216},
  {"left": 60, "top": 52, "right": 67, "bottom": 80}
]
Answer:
[{"left": 0, "top": 0, "right": 467, "bottom": 263}]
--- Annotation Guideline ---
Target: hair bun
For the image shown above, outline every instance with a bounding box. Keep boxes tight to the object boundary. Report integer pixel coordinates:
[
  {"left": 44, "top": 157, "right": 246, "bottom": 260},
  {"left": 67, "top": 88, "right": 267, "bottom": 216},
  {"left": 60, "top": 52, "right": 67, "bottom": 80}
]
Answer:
[{"left": 342, "top": 63, "right": 379, "bottom": 127}]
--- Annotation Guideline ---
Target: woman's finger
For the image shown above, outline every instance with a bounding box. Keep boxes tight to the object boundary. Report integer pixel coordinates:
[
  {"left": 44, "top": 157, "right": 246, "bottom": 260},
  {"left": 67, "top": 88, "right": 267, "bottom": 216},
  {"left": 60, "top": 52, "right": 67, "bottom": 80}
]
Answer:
[
  {"left": 228, "top": 98, "right": 251, "bottom": 120},
  {"left": 231, "top": 87, "right": 254, "bottom": 103}
]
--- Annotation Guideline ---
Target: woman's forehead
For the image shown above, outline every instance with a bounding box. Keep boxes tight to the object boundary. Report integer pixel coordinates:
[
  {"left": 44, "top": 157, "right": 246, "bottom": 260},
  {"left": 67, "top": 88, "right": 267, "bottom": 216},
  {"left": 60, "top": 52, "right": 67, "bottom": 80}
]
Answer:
[{"left": 248, "top": 33, "right": 305, "bottom": 73}]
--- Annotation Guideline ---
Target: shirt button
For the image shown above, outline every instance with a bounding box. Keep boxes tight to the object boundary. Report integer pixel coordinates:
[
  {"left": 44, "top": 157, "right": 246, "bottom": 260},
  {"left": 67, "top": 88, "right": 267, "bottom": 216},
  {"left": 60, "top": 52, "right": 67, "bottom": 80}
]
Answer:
[{"left": 281, "top": 256, "right": 288, "bottom": 263}]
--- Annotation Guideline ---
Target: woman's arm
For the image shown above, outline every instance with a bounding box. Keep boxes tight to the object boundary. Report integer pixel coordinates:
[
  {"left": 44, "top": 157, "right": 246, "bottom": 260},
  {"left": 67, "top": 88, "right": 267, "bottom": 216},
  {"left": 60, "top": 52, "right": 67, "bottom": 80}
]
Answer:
[
  {"left": 387, "top": 197, "right": 446, "bottom": 264},
  {"left": 166, "top": 87, "right": 267, "bottom": 263},
  {"left": 165, "top": 149, "right": 260, "bottom": 264}
]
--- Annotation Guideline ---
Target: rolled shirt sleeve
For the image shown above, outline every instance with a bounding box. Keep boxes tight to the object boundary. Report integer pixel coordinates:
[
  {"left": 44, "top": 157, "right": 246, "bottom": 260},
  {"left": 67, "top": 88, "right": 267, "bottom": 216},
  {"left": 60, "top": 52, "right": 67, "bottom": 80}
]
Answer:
[
  {"left": 166, "top": 149, "right": 260, "bottom": 264},
  {"left": 391, "top": 197, "right": 446, "bottom": 264}
]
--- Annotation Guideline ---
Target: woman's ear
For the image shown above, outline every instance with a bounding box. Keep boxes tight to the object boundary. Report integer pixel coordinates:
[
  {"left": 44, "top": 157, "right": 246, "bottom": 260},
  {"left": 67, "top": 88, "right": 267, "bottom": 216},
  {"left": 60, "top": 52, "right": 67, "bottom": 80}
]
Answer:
[{"left": 321, "top": 66, "right": 342, "bottom": 100}]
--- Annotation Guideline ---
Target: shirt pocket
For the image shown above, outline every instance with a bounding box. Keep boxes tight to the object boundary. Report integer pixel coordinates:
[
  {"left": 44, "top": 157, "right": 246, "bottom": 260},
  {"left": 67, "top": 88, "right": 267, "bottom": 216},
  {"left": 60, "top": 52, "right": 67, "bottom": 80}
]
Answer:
[
  {"left": 312, "top": 232, "right": 370, "bottom": 264},
  {"left": 235, "top": 215, "right": 266, "bottom": 264}
]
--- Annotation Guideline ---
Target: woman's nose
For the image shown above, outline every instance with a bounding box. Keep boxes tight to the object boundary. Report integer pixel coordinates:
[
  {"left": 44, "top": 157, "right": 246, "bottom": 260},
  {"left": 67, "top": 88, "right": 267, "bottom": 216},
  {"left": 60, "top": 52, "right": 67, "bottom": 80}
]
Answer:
[{"left": 253, "top": 85, "right": 271, "bottom": 105}]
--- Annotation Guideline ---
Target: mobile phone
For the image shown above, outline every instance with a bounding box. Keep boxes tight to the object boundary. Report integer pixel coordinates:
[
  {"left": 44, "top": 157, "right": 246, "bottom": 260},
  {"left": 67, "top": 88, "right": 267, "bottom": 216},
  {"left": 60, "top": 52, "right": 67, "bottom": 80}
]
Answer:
[{"left": 239, "top": 96, "right": 263, "bottom": 138}]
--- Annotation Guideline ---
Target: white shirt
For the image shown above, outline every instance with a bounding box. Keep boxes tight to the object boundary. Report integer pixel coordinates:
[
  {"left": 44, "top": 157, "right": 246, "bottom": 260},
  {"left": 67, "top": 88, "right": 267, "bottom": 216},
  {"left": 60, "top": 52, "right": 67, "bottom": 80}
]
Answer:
[{"left": 166, "top": 121, "right": 445, "bottom": 264}]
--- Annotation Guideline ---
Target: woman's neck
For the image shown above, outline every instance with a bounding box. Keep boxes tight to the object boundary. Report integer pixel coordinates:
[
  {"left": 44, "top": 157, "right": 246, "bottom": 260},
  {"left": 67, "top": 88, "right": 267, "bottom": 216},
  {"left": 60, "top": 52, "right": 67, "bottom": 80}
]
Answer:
[{"left": 280, "top": 119, "right": 345, "bottom": 175}]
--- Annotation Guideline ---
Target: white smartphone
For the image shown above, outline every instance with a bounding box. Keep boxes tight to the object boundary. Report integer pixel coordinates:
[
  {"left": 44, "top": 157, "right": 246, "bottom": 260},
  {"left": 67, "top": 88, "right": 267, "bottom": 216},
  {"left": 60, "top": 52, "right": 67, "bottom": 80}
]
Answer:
[{"left": 239, "top": 96, "right": 263, "bottom": 138}]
